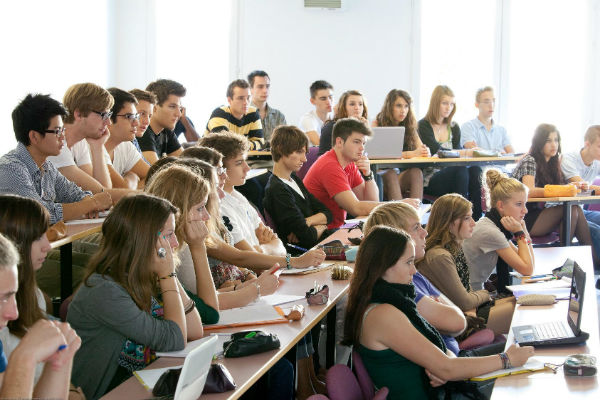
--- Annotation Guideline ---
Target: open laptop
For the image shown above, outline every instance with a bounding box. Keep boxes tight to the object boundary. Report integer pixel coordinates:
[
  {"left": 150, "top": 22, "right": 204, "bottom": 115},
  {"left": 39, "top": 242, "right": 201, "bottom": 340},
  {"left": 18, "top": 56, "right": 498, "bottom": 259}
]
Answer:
[
  {"left": 175, "top": 335, "right": 218, "bottom": 400},
  {"left": 512, "top": 262, "right": 589, "bottom": 347},
  {"left": 366, "top": 127, "right": 405, "bottom": 159}
]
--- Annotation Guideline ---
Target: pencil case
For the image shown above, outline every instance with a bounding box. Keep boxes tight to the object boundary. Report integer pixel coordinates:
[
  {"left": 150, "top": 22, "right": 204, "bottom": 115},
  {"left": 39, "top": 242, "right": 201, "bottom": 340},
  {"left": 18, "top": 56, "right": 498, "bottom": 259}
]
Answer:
[
  {"left": 318, "top": 240, "right": 348, "bottom": 260},
  {"left": 306, "top": 284, "right": 329, "bottom": 305},
  {"left": 543, "top": 184, "right": 577, "bottom": 197},
  {"left": 223, "top": 330, "right": 280, "bottom": 358},
  {"left": 437, "top": 149, "right": 460, "bottom": 158}
]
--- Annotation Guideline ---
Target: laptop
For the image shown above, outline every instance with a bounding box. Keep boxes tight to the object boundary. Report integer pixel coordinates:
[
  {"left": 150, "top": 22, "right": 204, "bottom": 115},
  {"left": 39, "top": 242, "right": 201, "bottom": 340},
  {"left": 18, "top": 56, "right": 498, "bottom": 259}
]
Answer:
[
  {"left": 365, "top": 127, "right": 405, "bottom": 159},
  {"left": 512, "top": 262, "right": 589, "bottom": 347},
  {"left": 175, "top": 335, "right": 218, "bottom": 400}
]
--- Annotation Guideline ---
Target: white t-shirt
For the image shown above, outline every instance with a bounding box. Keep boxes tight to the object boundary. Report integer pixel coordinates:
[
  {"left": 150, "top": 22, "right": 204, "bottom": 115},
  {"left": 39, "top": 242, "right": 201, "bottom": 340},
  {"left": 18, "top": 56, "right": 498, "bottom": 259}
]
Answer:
[
  {"left": 561, "top": 151, "right": 600, "bottom": 183},
  {"left": 111, "top": 141, "right": 142, "bottom": 176},
  {"left": 282, "top": 176, "right": 305, "bottom": 198},
  {"left": 48, "top": 139, "right": 111, "bottom": 168},
  {"left": 298, "top": 110, "right": 331, "bottom": 136},
  {"left": 220, "top": 189, "right": 262, "bottom": 247}
]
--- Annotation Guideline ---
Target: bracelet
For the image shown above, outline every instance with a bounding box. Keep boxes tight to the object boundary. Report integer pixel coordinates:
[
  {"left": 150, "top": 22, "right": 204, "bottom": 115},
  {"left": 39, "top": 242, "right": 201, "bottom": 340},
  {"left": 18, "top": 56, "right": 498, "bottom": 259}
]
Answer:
[
  {"left": 158, "top": 272, "right": 177, "bottom": 280},
  {"left": 513, "top": 230, "right": 526, "bottom": 242},
  {"left": 184, "top": 299, "right": 195, "bottom": 314},
  {"left": 285, "top": 253, "right": 292, "bottom": 270},
  {"left": 361, "top": 171, "right": 374, "bottom": 181},
  {"left": 161, "top": 289, "right": 179, "bottom": 295},
  {"left": 499, "top": 352, "right": 512, "bottom": 369}
]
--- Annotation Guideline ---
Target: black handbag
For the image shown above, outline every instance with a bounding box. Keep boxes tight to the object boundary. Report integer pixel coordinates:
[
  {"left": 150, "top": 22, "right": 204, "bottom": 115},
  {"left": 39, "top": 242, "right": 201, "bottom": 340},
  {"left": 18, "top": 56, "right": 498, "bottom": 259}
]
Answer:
[
  {"left": 202, "top": 363, "right": 236, "bottom": 393},
  {"left": 152, "top": 368, "right": 181, "bottom": 397},
  {"left": 223, "top": 330, "right": 280, "bottom": 358}
]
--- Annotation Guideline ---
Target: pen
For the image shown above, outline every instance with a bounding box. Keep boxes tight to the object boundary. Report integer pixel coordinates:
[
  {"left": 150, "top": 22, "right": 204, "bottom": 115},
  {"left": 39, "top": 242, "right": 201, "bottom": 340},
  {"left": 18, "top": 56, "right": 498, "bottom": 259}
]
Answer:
[
  {"left": 528, "top": 274, "right": 552, "bottom": 279},
  {"left": 287, "top": 243, "right": 308, "bottom": 252},
  {"left": 58, "top": 344, "right": 67, "bottom": 351}
]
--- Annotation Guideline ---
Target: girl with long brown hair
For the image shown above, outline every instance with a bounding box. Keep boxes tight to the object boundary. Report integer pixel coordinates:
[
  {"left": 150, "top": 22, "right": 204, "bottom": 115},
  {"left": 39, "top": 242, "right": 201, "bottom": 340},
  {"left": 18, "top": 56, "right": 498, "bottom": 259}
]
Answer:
[{"left": 318, "top": 90, "right": 369, "bottom": 155}]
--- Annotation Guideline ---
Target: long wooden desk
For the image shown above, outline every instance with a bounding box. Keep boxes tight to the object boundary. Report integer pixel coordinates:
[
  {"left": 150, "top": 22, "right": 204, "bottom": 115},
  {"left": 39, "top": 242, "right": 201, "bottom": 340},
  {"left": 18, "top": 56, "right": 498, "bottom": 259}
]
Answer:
[
  {"left": 491, "top": 246, "right": 599, "bottom": 398},
  {"left": 369, "top": 155, "right": 520, "bottom": 173},
  {"left": 50, "top": 221, "right": 102, "bottom": 301},
  {"left": 527, "top": 195, "right": 600, "bottom": 246},
  {"left": 103, "top": 228, "right": 361, "bottom": 400}
]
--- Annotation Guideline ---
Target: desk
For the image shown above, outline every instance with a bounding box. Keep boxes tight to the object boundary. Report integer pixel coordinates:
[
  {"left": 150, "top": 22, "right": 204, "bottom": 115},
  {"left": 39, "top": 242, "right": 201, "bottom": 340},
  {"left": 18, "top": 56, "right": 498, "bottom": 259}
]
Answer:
[
  {"left": 491, "top": 246, "right": 599, "bottom": 398},
  {"left": 102, "top": 228, "right": 361, "bottom": 400},
  {"left": 369, "top": 155, "right": 519, "bottom": 173},
  {"left": 50, "top": 222, "right": 102, "bottom": 301},
  {"left": 247, "top": 150, "right": 272, "bottom": 161},
  {"left": 527, "top": 195, "right": 600, "bottom": 246}
]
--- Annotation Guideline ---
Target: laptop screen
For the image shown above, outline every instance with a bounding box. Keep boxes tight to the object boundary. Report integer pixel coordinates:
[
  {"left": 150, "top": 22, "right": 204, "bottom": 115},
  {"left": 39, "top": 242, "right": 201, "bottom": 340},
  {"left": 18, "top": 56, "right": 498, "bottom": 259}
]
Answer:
[{"left": 567, "top": 262, "right": 586, "bottom": 333}]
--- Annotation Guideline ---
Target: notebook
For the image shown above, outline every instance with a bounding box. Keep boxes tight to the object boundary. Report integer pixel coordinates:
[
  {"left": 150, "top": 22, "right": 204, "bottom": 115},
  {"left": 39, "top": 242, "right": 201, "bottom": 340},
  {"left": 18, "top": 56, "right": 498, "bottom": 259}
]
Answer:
[
  {"left": 366, "top": 127, "right": 405, "bottom": 159},
  {"left": 134, "top": 335, "right": 217, "bottom": 399},
  {"left": 512, "top": 262, "right": 589, "bottom": 347}
]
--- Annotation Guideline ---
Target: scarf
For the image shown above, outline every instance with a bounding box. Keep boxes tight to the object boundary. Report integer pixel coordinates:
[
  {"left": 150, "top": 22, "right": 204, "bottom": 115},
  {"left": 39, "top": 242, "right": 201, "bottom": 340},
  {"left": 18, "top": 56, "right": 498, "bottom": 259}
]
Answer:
[
  {"left": 444, "top": 243, "right": 471, "bottom": 291},
  {"left": 371, "top": 279, "right": 446, "bottom": 353},
  {"left": 484, "top": 207, "right": 512, "bottom": 240},
  {"left": 484, "top": 207, "right": 513, "bottom": 294}
]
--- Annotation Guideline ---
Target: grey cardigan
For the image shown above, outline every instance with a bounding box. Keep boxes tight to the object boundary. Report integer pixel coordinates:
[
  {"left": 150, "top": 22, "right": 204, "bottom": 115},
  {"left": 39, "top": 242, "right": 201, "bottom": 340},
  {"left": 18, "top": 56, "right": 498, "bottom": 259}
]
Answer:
[{"left": 67, "top": 273, "right": 184, "bottom": 399}]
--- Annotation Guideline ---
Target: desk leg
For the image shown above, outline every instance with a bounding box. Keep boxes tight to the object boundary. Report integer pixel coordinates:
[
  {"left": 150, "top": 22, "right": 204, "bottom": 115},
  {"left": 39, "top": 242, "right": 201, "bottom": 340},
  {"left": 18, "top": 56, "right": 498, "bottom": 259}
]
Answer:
[
  {"left": 561, "top": 202, "right": 572, "bottom": 246},
  {"left": 60, "top": 244, "right": 73, "bottom": 301},
  {"left": 326, "top": 305, "right": 337, "bottom": 368}
]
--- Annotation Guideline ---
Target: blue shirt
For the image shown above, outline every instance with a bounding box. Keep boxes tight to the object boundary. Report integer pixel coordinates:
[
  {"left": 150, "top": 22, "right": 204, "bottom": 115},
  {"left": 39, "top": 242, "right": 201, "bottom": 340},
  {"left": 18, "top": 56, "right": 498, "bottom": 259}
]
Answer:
[
  {"left": 460, "top": 118, "right": 511, "bottom": 152},
  {"left": 412, "top": 272, "right": 460, "bottom": 355},
  {"left": 0, "top": 339, "right": 7, "bottom": 373},
  {"left": 0, "top": 143, "right": 91, "bottom": 224}
]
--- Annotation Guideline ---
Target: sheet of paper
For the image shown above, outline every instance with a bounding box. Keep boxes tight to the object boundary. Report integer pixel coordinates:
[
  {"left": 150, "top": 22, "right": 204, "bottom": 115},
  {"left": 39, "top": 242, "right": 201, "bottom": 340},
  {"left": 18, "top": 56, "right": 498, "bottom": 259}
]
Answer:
[
  {"left": 209, "top": 304, "right": 283, "bottom": 326},
  {"left": 65, "top": 217, "right": 106, "bottom": 225},
  {"left": 506, "top": 277, "right": 571, "bottom": 292},
  {"left": 279, "top": 262, "right": 333, "bottom": 275},
  {"left": 257, "top": 294, "right": 305, "bottom": 306},
  {"left": 156, "top": 334, "right": 229, "bottom": 358},
  {"left": 472, "top": 357, "right": 546, "bottom": 380}
]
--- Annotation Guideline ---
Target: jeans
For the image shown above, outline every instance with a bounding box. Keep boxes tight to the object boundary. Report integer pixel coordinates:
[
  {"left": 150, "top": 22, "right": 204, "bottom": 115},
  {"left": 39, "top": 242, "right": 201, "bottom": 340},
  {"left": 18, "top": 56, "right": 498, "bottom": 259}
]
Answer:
[{"left": 583, "top": 210, "right": 600, "bottom": 264}]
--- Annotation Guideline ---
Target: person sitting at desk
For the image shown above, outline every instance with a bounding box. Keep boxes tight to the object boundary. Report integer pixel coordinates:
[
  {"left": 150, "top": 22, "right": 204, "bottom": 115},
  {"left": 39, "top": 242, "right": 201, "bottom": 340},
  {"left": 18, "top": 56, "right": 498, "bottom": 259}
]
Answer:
[
  {"left": 342, "top": 226, "right": 534, "bottom": 399},
  {"left": 463, "top": 170, "right": 535, "bottom": 292},
  {"left": 511, "top": 123, "right": 597, "bottom": 266},
  {"left": 128, "top": 88, "right": 156, "bottom": 162},
  {"left": 0, "top": 93, "right": 112, "bottom": 224},
  {"left": 67, "top": 194, "right": 204, "bottom": 399},
  {"left": 299, "top": 80, "right": 334, "bottom": 146},
  {"left": 248, "top": 70, "right": 287, "bottom": 143},
  {"left": 418, "top": 85, "right": 483, "bottom": 220},
  {"left": 264, "top": 125, "right": 333, "bottom": 253},
  {"left": 318, "top": 90, "right": 369, "bottom": 156},
  {"left": 461, "top": 86, "right": 514, "bottom": 154},
  {"left": 418, "top": 193, "right": 517, "bottom": 335},
  {"left": 0, "top": 233, "right": 80, "bottom": 400},
  {"left": 372, "top": 89, "right": 428, "bottom": 200}
]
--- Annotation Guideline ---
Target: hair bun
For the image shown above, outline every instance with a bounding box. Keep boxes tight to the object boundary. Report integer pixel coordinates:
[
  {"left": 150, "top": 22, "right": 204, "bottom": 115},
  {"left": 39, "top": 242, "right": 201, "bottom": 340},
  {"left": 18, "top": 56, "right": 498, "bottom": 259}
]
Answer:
[{"left": 485, "top": 169, "right": 507, "bottom": 189}]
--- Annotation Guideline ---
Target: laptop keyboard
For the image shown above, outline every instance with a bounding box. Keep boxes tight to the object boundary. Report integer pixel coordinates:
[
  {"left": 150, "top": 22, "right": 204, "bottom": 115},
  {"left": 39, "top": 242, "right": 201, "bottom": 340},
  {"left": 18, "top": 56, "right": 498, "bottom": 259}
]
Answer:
[{"left": 534, "top": 321, "right": 570, "bottom": 339}]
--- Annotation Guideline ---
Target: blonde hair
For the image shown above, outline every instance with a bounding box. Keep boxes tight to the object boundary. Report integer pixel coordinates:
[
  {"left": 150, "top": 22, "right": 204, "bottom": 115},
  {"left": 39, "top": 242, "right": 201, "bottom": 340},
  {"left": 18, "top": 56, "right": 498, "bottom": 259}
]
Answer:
[
  {"left": 484, "top": 169, "right": 527, "bottom": 210},
  {"left": 364, "top": 201, "right": 419, "bottom": 236},
  {"left": 425, "top": 194, "right": 471, "bottom": 252},
  {"left": 145, "top": 165, "right": 210, "bottom": 247},
  {"left": 63, "top": 83, "right": 114, "bottom": 123},
  {"left": 424, "top": 85, "right": 456, "bottom": 125}
]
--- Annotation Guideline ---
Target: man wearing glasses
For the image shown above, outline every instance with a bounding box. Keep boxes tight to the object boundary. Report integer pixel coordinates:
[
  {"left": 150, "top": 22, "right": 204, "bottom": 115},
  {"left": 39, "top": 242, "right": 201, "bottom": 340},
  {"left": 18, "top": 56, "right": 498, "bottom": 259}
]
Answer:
[
  {"left": 0, "top": 94, "right": 111, "bottom": 223},
  {"left": 461, "top": 86, "right": 514, "bottom": 154},
  {"left": 138, "top": 79, "right": 185, "bottom": 164},
  {"left": 104, "top": 88, "right": 149, "bottom": 189}
]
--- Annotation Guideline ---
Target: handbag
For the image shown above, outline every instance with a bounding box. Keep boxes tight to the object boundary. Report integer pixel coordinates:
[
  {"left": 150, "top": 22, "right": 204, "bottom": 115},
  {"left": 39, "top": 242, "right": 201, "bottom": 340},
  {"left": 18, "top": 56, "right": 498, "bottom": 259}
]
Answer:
[
  {"left": 223, "top": 330, "right": 280, "bottom": 358},
  {"left": 152, "top": 368, "right": 181, "bottom": 397},
  {"left": 202, "top": 363, "right": 237, "bottom": 393}
]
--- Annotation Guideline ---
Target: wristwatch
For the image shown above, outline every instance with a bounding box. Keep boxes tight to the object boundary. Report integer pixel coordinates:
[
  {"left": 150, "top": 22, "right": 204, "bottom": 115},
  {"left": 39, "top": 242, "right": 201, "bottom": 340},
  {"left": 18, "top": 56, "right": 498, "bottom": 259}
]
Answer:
[{"left": 361, "top": 171, "right": 374, "bottom": 181}]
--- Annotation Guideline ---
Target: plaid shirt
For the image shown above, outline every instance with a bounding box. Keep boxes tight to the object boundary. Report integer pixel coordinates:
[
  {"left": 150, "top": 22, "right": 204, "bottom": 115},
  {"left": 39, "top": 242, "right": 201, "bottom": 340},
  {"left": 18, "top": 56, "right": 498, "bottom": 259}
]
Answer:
[
  {"left": 0, "top": 143, "right": 91, "bottom": 223},
  {"left": 251, "top": 102, "right": 286, "bottom": 143},
  {"left": 511, "top": 154, "right": 536, "bottom": 182}
]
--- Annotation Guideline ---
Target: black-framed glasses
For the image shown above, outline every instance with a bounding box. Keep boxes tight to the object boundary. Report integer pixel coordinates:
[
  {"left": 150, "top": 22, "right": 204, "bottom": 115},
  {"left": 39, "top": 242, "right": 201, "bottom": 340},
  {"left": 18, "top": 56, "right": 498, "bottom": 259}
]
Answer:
[
  {"left": 44, "top": 126, "right": 66, "bottom": 135},
  {"left": 91, "top": 110, "right": 113, "bottom": 121},
  {"left": 116, "top": 113, "right": 139, "bottom": 122}
]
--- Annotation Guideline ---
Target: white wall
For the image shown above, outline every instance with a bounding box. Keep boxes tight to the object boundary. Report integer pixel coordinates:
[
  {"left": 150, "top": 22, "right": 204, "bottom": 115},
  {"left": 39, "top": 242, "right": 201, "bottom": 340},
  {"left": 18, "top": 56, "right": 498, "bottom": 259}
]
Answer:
[{"left": 237, "top": 0, "right": 415, "bottom": 126}]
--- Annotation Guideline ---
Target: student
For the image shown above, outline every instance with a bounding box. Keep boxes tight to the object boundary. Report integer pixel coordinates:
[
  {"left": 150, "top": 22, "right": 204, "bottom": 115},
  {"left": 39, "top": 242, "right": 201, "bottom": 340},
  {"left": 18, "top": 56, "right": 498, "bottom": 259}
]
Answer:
[
  {"left": 137, "top": 79, "right": 185, "bottom": 164},
  {"left": 205, "top": 79, "right": 265, "bottom": 150},
  {"left": 105, "top": 88, "right": 150, "bottom": 189},
  {"left": 0, "top": 93, "right": 111, "bottom": 223},
  {"left": 418, "top": 85, "right": 483, "bottom": 220},
  {"left": 342, "top": 226, "right": 534, "bottom": 399},
  {"left": 511, "top": 124, "right": 596, "bottom": 261},
  {"left": 418, "top": 193, "right": 517, "bottom": 335},
  {"left": 128, "top": 88, "right": 156, "bottom": 160},
  {"left": 363, "top": 202, "right": 467, "bottom": 356},
  {"left": 264, "top": 125, "right": 333, "bottom": 252},
  {"left": 172, "top": 107, "right": 200, "bottom": 142},
  {"left": 461, "top": 87, "right": 514, "bottom": 153},
  {"left": 373, "top": 89, "right": 428, "bottom": 200},
  {"left": 561, "top": 125, "right": 600, "bottom": 262},
  {"left": 67, "top": 194, "right": 204, "bottom": 399},
  {"left": 0, "top": 233, "right": 80, "bottom": 400},
  {"left": 463, "top": 170, "right": 535, "bottom": 291},
  {"left": 318, "top": 90, "right": 369, "bottom": 156},
  {"left": 299, "top": 80, "right": 334, "bottom": 146},
  {"left": 248, "top": 70, "right": 287, "bottom": 142}
]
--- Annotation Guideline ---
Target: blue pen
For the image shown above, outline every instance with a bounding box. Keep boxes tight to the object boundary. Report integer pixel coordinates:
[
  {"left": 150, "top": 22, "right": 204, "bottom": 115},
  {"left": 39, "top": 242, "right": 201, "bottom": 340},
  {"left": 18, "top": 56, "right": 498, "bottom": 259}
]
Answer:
[
  {"left": 287, "top": 243, "right": 308, "bottom": 252},
  {"left": 58, "top": 344, "right": 67, "bottom": 351},
  {"left": 529, "top": 274, "right": 551, "bottom": 279}
]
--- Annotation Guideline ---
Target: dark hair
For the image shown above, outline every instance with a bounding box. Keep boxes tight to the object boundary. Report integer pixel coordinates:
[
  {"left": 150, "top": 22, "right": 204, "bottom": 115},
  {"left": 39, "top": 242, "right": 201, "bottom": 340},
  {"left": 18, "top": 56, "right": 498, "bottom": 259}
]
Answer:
[
  {"left": 529, "top": 123, "right": 563, "bottom": 186},
  {"left": 83, "top": 194, "right": 178, "bottom": 312},
  {"left": 270, "top": 125, "right": 309, "bottom": 162},
  {"left": 424, "top": 85, "right": 456, "bottom": 125},
  {"left": 107, "top": 88, "right": 138, "bottom": 123},
  {"left": 309, "top": 80, "right": 333, "bottom": 98},
  {"left": 342, "top": 226, "right": 412, "bottom": 346},
  {"left": 146, "top": 79, "right": 186, "bottom": 106},
  {"left": 0, "top": 195, "right": 49, "bottom": 338},
  {"left": 247, "top": 70, "right": 269, "bottom": 87},
  {"left": 12, "top": 94, "right": 67, "bottom": 146},
  {"left": 181, "top": 146, "right": 223, "bottom": 167},
  {"left": 375, "top": 89, "right": 419, "bottom": 151},
  {"left": 199, "top": 130, "right": 250, "bottom": 161},
  {"left": 129, "top": 89, "right": 157, "bottom": 105},
  {"left": 332, "top": 117, "right": 372, "bottom": 145},
  {"left": 226, "top": 79, "right": 250, "bottom": 99}
]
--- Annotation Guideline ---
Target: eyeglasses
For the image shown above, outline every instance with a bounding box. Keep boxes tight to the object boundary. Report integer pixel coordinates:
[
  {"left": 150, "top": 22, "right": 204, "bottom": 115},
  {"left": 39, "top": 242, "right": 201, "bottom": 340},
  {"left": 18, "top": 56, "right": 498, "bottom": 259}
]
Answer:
[
  {"left": 91, "top": 110, "right": 113, "bottom": 121},
  {"left": 44, "top": 126, "right": 66, "bottom": 135},
  {"left": 116, "top": 113, "right": 140, "bottom": 122},
  {"left": 216, "top": 166, "right": 227, "bottom": 176}
]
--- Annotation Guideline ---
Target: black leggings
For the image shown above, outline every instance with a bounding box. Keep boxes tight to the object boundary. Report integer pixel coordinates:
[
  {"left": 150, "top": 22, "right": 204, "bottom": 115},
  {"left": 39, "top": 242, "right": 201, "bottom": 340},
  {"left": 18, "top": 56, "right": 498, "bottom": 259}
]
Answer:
[{"left": 425, "top": 166, "right": 483, "bottom": 219}]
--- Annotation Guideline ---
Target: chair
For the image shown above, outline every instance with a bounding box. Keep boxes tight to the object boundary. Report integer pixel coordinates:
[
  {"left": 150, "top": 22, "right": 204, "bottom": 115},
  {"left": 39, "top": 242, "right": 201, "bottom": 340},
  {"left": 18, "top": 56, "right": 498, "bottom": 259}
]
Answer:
[
  {"left": 307, "top": 395, "right": 330, "bottom": 400},
  {"left": 352, "top": 350, "right": 377, "bottom": 400},
  {"left": 262, "top": 208, "right": 277, "bottom": 232},
  {"left": 59, "top": 294, "right": 74, "bottom": 322},
  {"left": 587, "top": 178, "right": 600, "bottom": 211},
  {"left": 530, "top": 231, "right": 560, "bottom": 247},
  {"left": 325, "top": 364, "right": 388, "bottom": 400},
  {"left": 458, "top": 329, "right": 495, "bottom": 350},
  {"left": 297, "top": 146, "right": 321, "bottom": 180}
]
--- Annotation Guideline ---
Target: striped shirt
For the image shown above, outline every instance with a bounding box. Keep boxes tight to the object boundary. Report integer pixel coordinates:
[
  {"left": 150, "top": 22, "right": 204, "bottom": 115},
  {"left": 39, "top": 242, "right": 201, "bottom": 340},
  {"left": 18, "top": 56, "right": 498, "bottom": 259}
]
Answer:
[
  {"left": 0, "top": 143, "right": 91, "bottom": 224},
  {"left": 205, "top": 105, "right": 265, "bottom": 150}
]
